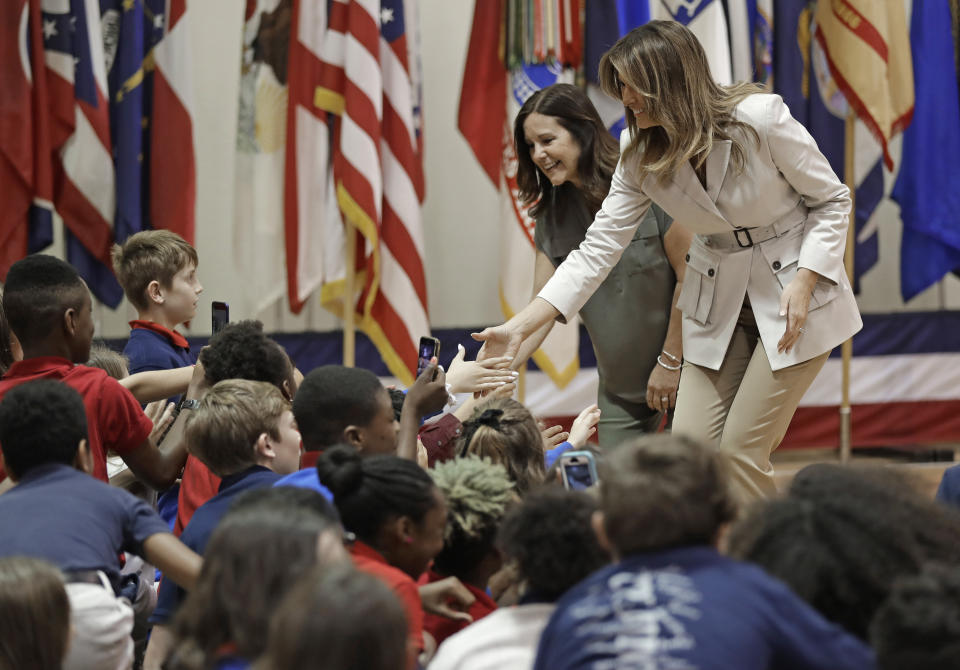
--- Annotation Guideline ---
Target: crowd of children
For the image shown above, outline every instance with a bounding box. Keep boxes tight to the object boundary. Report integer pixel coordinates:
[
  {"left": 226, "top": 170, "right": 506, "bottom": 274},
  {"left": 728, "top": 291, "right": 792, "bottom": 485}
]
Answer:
[{"left": 1, "top": 231, "right": 959, "bottom": 670}]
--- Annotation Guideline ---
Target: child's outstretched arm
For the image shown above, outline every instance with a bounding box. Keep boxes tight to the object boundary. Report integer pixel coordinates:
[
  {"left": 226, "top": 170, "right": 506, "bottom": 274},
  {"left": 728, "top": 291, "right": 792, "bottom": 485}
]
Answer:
[
  {"left": 142, "top": 532, "right": 202, "bottom": 591},
  {"left": 119, "top": 366, "right": 193, "bottom": 403},
  {"left": 120, "top": 362, "right": 207, "bottom": 489}
]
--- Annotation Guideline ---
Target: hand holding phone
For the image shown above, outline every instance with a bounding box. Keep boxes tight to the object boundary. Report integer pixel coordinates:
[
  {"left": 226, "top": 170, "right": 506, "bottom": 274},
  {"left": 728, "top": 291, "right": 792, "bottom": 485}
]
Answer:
[
  {"left": 560, "top": 451, "right": 599, "bottom": 491},
  {"left": 212, "top": 301, "right": 229, "bottom": 335},
  {"left": 416, "top": 336, "right": 441, "bottom": 379}
]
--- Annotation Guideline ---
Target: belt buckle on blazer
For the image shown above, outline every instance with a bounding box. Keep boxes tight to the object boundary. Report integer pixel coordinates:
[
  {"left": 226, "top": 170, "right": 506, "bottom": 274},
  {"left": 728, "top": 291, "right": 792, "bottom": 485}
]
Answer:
[{"left": 734, "top": 228, "right": 754, "bottom": 248}]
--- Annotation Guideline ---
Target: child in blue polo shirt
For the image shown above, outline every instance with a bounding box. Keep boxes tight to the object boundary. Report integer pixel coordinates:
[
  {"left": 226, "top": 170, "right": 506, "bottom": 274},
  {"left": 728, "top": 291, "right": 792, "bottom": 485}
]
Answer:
[
  {"left": 111, "top": 229, "right": 203, "bottom": 375},
  {"left": 144, "top": 378, "right": 302, "bottom": 668},
  {"left": 0, "top": 380, "right": 201, "bottom": 670}
]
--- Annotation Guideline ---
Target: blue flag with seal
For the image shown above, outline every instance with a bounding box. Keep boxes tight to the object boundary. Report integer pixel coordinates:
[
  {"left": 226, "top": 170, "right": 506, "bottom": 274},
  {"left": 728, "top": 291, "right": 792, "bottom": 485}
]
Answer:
[
  {"left": 892, "top": 0, "right": 960, "bottom": 301},
  {"left": 66, "top": 0, "right": 169, "bottom": 307}
]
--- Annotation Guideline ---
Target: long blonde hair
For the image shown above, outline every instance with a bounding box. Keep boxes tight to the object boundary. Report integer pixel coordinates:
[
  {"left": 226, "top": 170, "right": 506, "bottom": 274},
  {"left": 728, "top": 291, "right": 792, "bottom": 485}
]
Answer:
[{"left": 599, "top": 20, "right": 764, "bottom": 180}]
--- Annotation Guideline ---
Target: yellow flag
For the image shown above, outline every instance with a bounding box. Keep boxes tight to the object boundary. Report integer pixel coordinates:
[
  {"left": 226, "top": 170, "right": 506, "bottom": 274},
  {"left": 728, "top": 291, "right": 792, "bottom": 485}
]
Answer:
[{"left": 814, "top": 0, "right": 914, "bottom": 169}]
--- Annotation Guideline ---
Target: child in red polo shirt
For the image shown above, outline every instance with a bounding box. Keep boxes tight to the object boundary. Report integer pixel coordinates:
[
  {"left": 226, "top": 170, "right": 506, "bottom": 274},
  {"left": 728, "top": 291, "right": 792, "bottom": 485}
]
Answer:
[
  {"left": 317, "top": 445, "right": 452, "bottom": 670},
  {"left": 422, "top": 456, "right": 515, "bottom": 650},
  {"left": 111, "top": 230, "right": 202, "bottom": 376},
  {"left": 0, "top": 255, "right": 194, "bottom": 491}
]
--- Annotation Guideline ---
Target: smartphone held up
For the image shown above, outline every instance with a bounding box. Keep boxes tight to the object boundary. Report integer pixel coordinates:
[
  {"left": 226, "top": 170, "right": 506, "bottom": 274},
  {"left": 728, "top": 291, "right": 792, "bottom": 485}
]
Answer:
[
  {"left": 416, "top": 336, "right": 441, "bottom": 379},
  {"left": 560, "top": 451, "right": 599, "bottom": 491},
  {"left": 212, "top": 301, "right": 229, "bottom": 335}
]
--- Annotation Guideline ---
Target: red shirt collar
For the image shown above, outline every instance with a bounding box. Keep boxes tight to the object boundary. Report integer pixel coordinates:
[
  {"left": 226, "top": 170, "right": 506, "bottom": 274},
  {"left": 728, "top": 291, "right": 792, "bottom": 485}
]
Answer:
[
  {"left": 129, "top": 320, "right": 190, "bottom": 350},
  {"left": 3, "top": 356, "right": 74, "bottom": 379},
  {"left": 349, "top": 539, "right": 390, "bottom": 564}
]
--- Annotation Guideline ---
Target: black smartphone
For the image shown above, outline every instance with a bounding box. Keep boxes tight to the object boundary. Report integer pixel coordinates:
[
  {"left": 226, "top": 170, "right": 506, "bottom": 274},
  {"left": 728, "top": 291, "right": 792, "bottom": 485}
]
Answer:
[
  {"left": 212, "top": 301, "right": 229, "bottom": 335},
  {"left": 560, "top": 451, "right": 599, "bottom": 491},
  {"left": 416, "top": 336, "right": 441, "bottom": 378}
]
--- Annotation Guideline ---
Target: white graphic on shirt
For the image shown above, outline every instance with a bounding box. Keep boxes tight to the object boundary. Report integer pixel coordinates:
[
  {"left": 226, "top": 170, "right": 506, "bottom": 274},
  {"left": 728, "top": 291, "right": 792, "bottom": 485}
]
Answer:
[{"left": 568, "top": 567, "right": 703, "bottom": 669}]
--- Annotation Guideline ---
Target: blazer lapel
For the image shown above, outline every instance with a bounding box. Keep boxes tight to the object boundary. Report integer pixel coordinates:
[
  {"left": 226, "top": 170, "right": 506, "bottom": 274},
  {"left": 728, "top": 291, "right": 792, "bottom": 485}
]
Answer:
[
  {"left": 643, "top": 159, "right": 729, "bottom": 227},
  {"left": 706, "top": 139, "right": 731, "bottom": 203}
]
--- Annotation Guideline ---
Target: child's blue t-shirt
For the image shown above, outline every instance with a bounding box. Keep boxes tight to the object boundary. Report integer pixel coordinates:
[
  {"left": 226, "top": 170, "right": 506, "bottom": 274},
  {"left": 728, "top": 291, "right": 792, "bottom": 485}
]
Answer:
[
  {"left": 0, "top": 463, "right": 170, "bottom": 588},
  {"left": 533, "top": 546, "right": 875, "bottom": 670}
]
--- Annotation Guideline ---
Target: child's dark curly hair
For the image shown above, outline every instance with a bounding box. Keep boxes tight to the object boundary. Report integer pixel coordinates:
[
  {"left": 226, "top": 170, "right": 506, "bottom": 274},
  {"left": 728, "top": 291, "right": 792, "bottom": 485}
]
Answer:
[
  {"left": 498, "top": 488, "right": 609, "bottom": 601},
  {"left": 199, "top": 320, "right": 293, "bottom": 394}
]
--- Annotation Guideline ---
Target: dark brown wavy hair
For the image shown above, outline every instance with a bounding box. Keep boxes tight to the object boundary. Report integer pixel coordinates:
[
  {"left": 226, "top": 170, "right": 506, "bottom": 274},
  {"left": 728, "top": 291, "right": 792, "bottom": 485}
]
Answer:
[{"left": 513, "top": 83, "right": 620, "bottom": 220}]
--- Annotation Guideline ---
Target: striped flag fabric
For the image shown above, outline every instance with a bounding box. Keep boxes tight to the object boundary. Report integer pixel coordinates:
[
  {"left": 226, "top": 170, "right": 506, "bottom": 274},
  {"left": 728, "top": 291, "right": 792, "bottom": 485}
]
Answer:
[
  {"left": 0, "top": 0, "right": 196, "bottom": 303},
  {"left": 65, "top": 0, "right": 196, "bottom": 306},
  {"left": 813, "top": 0, "right": 913, "bottom": 170},
  {"left": 0, "top": 0, "right": 55, "bottom": 278},
  {"left": 37, "top": 0, "right": 117, "bottom": 293},
  {"left": 284, "top": 0, "right": 347, "bottom": 315},
  {"left": 149, "top": 0, "right": 196, "bottom": 246},
  {"left": 773, "top": 0, "right": 886, "bottom": 292},
  {"left": 308, "top": 0, "right": 430, "bottom": 385}
]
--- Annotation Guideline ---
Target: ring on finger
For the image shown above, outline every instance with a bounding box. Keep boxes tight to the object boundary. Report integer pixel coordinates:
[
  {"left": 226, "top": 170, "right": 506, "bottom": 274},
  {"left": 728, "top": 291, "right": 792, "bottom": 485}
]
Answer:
[{"left": 798, "top": 326, "right": 806, "bottom": 333}]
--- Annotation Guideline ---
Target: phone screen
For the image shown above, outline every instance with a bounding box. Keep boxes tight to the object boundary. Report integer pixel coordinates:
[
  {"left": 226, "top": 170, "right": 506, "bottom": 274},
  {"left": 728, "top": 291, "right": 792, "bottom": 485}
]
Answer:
[
  {"left": 212, "top": 302, "right": 229, "bottom": 335},
  {"left": 562, "top": 461, "right": 597, "bottom": 490},
  {"left": 416, "top": 337, "right": 440, "bottom": 378}
]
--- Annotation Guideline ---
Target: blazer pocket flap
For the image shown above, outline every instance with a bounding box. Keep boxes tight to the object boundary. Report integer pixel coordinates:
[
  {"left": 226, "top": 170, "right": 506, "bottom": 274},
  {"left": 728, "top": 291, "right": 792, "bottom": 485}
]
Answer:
[
  {"left": 678, "top": 242, "right": 720, "bottom": 325},
  {"left": 759, "top": 231, "right": 802, "bottom": 275},
  {"left": 685, "top": 243, "right": 720, "bottom": 277}
]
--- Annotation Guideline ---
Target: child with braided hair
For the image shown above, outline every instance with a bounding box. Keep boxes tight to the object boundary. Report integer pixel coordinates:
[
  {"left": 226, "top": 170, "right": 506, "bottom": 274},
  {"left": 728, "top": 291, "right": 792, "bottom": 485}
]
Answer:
[{"left": 422, "top": 457, "right": 516, "bottom": 652}]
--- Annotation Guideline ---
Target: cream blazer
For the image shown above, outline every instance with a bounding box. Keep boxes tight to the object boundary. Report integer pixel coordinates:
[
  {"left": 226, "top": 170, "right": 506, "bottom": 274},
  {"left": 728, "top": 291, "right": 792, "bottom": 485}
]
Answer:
[{"left": 538, "top": 94, "right": 862, "bottom": 372}]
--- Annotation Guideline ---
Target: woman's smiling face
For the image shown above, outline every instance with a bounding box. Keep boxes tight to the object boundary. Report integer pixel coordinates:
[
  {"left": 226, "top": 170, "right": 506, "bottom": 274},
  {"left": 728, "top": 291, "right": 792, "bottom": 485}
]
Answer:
[{"left": 523, "top": 112, "right": 583, "bottom": 189}]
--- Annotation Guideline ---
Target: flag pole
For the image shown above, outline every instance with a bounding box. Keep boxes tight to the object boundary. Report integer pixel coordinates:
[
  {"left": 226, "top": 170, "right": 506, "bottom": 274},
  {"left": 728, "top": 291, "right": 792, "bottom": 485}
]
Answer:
[
  {"left": 839, "top": 112, "right": 856, "bottom": 463},
  {"left": 343, "top": 224, "right": 356, "bottom": 368}
]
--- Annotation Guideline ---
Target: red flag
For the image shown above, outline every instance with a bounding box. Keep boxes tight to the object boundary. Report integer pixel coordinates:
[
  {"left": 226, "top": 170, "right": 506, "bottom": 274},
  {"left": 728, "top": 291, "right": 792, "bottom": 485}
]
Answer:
[
  {"left": 0, "top": 0, "right": 51, "bottom": 278},
  {"left": 457, "top": 0, "right": 507, "bottom": 186}
]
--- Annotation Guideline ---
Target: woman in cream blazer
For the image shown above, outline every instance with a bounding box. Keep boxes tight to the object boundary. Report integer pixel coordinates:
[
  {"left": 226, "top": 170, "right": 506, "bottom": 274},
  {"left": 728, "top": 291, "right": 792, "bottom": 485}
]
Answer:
[{"left": 474, "top": 21, "right": 862, "bottom": 501}]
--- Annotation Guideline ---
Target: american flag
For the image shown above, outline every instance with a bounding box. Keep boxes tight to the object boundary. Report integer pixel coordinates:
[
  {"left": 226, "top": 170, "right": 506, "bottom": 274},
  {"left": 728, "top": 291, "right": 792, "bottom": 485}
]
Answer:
[
  {"left": 11, "top": 0, "right": 117, "bottom": 287},
  {"left": 292, "top": 0, "right": 429, "bottom": 384},
  {"left": 0, "top": 0, "right": 194, "bottom": 301}
]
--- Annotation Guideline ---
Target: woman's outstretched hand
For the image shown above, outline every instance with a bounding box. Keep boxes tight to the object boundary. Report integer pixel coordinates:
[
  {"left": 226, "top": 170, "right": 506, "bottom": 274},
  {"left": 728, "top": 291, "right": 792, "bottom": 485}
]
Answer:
[{"left": 471, "top": 323, "right": 524, "bottom": 363}]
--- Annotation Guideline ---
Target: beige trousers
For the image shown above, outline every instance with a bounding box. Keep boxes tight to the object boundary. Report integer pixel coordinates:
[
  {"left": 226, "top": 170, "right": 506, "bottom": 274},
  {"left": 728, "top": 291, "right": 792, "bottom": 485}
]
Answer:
[{"left": 673, "top": 305, "right": 829, "bottom": 504}]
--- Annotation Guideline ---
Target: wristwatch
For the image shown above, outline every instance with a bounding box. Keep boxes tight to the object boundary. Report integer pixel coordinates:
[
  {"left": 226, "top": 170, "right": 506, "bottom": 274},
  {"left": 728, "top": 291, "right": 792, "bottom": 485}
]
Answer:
[{"left": 181, "top": 398, "right": 200, "bottom": 410}]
